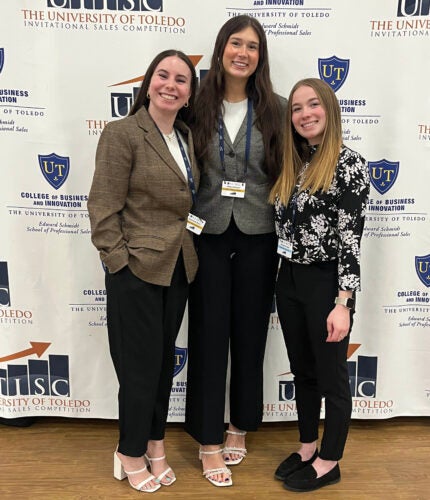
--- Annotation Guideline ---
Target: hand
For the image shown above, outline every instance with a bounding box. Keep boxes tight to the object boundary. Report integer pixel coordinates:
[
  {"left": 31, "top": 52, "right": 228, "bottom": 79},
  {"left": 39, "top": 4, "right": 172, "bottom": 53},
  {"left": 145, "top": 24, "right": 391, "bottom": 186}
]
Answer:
[{"left": 326, "top": 305, "right": 350, "bottom": 342}]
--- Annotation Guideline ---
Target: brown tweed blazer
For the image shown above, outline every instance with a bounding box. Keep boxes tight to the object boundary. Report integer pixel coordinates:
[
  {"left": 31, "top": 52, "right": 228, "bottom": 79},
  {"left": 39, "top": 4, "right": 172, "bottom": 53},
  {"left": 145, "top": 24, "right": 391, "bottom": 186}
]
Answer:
[{"left": 87, "top": 106, "right": 199, "bottom": 286}]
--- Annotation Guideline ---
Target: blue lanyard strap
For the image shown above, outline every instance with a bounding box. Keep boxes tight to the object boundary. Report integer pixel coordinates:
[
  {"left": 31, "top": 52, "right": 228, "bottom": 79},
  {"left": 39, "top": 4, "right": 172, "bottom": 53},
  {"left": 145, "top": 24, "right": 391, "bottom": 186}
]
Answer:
[
  {"left": 218, "top": 98, "right": 253, "bottom": 177},
  {"left": 175, "top": 130, "right": 197, "bottom": 205}
]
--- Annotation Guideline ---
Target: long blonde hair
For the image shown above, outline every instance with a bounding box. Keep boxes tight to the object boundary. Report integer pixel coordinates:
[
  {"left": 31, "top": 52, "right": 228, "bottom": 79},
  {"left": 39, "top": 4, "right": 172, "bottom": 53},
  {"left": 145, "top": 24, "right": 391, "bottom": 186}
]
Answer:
[{"left": 269, "top": 78, "right": 342, "bottom": 205}]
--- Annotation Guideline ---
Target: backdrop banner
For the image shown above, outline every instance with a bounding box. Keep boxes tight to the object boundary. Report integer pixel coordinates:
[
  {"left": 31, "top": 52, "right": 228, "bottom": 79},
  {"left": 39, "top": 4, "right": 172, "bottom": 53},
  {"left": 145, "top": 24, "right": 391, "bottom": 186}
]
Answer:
[{"left": 1, "top": 0, "right": 429, "bottom": 421}]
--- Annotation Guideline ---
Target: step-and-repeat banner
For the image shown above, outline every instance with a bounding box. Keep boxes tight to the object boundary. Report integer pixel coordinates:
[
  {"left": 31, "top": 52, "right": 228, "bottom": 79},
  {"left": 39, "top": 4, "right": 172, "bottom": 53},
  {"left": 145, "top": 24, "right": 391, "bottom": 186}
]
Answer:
[{"left": 1, "top": 1, "right": 429, "bottom": 421}]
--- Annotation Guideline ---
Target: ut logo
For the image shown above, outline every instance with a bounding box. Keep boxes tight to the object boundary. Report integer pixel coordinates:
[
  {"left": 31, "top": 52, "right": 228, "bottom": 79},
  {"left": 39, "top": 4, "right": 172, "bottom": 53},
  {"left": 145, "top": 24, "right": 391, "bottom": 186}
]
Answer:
[
  {"left": 368, "top": 159, "right": 399, "bottom": 195},
  {"left": 318, "top": 56, "right": 349, "bottom": 92},
  {"left": 397, "top": 0, "right": 430, "bottom": 16},
  {"left": 38, "top": 153, "right": 70, "bottom": 189},
  {"left": 173, "top": 346, "right": 187, "bottom": 377},
  {"left": 415, "top": 254, "right": 430, "bottom": 287}
]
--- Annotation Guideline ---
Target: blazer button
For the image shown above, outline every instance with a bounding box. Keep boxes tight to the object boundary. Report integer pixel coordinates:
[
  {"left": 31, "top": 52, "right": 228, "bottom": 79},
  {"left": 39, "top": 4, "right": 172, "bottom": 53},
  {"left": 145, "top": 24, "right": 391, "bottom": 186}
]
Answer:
[{"left": 228, "top": 151, "right": 235, "bottom": 158}]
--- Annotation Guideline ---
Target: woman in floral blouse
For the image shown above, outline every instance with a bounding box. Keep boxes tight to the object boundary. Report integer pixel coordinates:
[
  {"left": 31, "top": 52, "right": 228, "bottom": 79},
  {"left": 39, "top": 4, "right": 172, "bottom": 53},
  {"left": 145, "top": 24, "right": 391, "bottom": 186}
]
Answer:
[{"left": 269, "top": 78, "right": 369, "bottom": 493}]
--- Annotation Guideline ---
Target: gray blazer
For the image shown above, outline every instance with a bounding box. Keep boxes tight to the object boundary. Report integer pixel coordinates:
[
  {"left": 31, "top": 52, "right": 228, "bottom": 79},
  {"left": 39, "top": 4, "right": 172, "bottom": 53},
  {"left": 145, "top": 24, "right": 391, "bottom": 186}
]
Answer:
[
  {"left": 194, "top": 96, "right": 287, "bottom": 235},
  {"left": 87, "top": 106, "right": 199, "bottom": 286}
]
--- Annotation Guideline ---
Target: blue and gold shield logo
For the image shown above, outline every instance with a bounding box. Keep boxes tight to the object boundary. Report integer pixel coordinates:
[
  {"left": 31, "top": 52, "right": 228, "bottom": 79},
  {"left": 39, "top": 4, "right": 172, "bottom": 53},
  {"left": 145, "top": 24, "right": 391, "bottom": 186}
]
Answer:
[
  {"left": 38, "top": 153, "right": 70, "bottom": 189},
  {"left": 415, "top": 254, "right": 430, "bottom": 288},
  {"left": 0, "top": 48, "right": 4, "bottom": 74},
  {"left": 173, "top": 346, "right": 187, "bottom": 377},
  {"left": 368, "top": 159, "right": 399, "bottom": 195},
  {"left": 318, "top": 56, "right": 350, "bottom": 92}
]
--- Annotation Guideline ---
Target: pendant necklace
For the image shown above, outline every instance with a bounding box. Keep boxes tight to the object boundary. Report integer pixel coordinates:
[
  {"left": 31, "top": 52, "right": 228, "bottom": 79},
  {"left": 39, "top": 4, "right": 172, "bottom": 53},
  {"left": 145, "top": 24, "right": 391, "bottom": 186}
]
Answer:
[{"left": 164, "top": 130, "right": 176, "bottom": 142}]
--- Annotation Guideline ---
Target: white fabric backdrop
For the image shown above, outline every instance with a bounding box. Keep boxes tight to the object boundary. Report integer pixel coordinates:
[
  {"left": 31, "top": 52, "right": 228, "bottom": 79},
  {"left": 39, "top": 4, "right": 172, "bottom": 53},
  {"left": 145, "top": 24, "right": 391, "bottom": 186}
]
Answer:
[{"left": 1, "top": 0, "right": 429, "bottom": 421}]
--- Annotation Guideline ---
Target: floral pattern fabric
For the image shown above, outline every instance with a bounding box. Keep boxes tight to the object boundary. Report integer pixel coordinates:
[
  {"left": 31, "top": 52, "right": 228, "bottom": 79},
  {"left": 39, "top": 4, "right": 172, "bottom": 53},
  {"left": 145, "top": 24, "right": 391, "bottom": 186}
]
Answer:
[{"left": 274, "top": 145, "right": 370, "bottom": 291}]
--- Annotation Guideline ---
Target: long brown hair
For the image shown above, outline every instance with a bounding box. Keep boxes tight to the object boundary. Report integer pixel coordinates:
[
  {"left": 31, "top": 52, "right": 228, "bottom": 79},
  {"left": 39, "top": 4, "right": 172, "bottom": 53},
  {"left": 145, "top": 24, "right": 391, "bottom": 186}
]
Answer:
[
  {"left": 192, "top": 15, "right": 284, "bottom": 182},
  {"left": 270, "top": 78, "right": 342, "bottom": 205},
  {"left": 128, "top": 50, "right": 197, "bottom": 126}
]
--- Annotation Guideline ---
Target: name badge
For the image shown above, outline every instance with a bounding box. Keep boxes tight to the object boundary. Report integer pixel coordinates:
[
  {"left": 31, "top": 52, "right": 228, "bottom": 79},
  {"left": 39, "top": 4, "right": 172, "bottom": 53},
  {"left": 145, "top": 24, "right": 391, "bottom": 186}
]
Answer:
[
  {"left": 186, "top": 213, "right": 206, "bottom": 235},
  {"left": 277, "top": 238, "right": 293, "bottom": 259},
  {"left": 221, "top": 180, "right": 246, "bottom": 198}
]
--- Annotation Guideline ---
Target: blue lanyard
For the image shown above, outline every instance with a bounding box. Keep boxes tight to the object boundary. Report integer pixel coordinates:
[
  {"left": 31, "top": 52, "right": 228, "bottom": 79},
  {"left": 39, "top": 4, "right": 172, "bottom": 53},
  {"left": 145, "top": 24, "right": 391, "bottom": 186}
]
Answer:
[
  {"left": 218, "top": 99, "right": 253, "bottom": 177},
  {"left": 175, "top": 130, "right": 197, "bottom": 205}
]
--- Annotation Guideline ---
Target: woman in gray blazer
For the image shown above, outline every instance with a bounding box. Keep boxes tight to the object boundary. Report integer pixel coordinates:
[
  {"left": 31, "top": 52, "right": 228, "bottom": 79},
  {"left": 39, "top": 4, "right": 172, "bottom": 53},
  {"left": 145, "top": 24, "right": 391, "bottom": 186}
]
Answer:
[
  {"left": 184, "top": 15, "right": 286, "bottom": 487},
  {"left": 88, "top": 50, "right": 199, "bottom": 493}
]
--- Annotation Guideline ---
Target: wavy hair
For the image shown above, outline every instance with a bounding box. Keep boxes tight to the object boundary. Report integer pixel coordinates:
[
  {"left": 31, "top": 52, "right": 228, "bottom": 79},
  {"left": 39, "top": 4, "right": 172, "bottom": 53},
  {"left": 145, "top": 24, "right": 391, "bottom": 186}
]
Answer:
[
  {"left": 270, "top": 78, "right": 342, "bottom": 205},
  {"left": 192, "top": 15, "right": 284, "bottom": 182},
  {"left": 128, "top": 49, "right": 197, "bottom": 126}
]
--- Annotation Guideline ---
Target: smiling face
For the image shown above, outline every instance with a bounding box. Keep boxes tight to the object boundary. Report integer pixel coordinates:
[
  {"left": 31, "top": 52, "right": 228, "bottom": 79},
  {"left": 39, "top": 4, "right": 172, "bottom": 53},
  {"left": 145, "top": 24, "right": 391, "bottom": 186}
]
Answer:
[
  {"left": 147, "top": 55, "right": 192, "bottom": 118},
  {"left": 222, "top": 26, "right": 260, "bottom": 83},
  {"left": 291, "top": 85, "right": 327, "bottom": 145}
]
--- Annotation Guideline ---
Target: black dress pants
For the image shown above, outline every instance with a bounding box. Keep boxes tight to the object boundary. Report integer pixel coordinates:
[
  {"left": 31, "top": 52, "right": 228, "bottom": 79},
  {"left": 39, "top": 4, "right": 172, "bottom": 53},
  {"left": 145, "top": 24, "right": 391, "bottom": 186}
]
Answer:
[
  {"left": 275, "top": 259, "right": 353, "bottom": 461},
  {"left": 185, "top": 219, "right": 278, "bottom": 445},
  {"left": 105, "top": 256, "right": 188, "bottom": 457}
]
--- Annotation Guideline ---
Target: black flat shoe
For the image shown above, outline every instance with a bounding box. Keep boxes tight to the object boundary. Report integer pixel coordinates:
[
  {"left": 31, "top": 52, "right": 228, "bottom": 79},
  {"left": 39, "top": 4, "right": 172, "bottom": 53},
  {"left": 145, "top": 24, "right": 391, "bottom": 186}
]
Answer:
[
  {"left": 283, "top": 463, "right": 340, "bottom": 492},
  {"left": 274, "top": 449, "right": 318, "bottom": 481}
]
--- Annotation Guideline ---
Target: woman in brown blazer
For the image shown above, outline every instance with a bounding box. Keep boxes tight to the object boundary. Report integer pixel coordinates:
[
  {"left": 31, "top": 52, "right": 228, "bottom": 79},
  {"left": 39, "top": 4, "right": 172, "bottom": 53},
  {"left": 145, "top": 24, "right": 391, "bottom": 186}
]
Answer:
[{"left": 87, "top": 50, "right": 199, "bottom": 493}]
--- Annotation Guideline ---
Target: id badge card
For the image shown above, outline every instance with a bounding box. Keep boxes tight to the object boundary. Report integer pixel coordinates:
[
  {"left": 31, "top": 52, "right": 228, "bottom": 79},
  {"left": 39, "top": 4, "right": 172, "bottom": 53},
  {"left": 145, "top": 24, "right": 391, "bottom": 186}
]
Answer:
[
  {"left": 277, "top": 238, "right": 293, "bottom": 259},
  {"left": 186, "top": 213, "right": 206, "bottom": 235},
  {"left": 221, "top": 180, "right": 246, "bottom": 198}
]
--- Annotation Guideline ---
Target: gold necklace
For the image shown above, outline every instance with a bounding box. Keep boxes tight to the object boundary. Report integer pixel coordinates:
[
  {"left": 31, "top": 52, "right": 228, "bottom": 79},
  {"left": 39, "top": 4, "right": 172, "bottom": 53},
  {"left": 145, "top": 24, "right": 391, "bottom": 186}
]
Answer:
[{"left": 164, "top": 130, "right": 176, "bottom": 142}]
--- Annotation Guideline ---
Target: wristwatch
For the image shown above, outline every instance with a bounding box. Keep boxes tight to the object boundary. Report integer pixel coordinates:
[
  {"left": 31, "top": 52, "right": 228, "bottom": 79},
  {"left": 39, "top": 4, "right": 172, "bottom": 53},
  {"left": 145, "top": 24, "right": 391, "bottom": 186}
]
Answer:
[{"left": 334, "top": 296, "right": 355, "bottom": 310}]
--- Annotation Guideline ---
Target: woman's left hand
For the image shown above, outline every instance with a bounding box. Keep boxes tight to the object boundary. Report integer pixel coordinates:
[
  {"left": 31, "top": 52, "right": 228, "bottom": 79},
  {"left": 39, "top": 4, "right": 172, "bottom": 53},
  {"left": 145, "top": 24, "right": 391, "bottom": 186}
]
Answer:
[{"left": 326, "top": 305, "right": 350, "bottom": 342}]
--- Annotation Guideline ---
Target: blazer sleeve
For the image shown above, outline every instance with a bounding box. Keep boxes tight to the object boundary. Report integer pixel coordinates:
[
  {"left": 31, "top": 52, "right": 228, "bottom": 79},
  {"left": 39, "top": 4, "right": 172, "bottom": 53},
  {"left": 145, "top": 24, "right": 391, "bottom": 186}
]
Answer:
[{"left": 87, "top": 121, "right": 133, "bottom": 273}]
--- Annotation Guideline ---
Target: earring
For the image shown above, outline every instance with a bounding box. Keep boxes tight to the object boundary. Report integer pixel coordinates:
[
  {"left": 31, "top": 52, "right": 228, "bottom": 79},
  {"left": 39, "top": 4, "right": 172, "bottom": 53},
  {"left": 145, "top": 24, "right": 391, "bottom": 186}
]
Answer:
[
  {"left": 183, "top": 100, "right": 189, "bottom": 108},
  {"left": 146, "top": 92, "right": 150, "bottom": 100}
]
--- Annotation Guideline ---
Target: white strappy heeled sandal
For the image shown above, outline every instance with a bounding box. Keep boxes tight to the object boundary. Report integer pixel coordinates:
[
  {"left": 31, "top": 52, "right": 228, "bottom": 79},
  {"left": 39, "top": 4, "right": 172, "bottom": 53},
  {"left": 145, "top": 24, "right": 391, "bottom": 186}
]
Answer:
[
  {"left": 144, "top": 454, "right": 176, "bottom": 486},
  {"left": 199, "top": 448, "right": 233, "bottom": 487},
  {"left": 114, "top": 451, "right": 161, "bottom": 493},
  {"left": 223, "top": 429, "right": 247, "bottom": 465}
]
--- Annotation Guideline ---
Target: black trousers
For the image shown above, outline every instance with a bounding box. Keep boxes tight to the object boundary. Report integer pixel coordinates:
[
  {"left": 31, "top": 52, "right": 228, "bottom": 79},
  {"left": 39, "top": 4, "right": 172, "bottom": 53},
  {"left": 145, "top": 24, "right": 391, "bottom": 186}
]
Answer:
[
  {"left": 185, "top": 218, "right": 278, "bottom": 445},
  {"left": 275, "top": 259, "right": 353, "bottom": 461},
  {"left": 105, "top": 256, "right": 188, "bottom": 457}
]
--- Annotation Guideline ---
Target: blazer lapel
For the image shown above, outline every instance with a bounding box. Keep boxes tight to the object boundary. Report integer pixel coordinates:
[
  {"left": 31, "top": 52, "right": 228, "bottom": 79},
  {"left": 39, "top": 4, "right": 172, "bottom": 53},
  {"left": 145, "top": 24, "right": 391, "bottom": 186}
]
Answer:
[
  {"left": 222, "top": 124, "right": 234, "bottom": 149},
  {"left": 136, "top": 108, "right": 189, "bottom": 184},
  {"left": 176, "top": 120, "right": 199, "bottom": 184}
]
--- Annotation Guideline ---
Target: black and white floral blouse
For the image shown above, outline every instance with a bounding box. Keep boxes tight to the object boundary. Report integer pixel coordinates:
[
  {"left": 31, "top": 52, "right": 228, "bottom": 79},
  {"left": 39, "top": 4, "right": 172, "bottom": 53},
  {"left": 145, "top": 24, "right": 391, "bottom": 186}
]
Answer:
[{"left": 274, "top": 145, "right": 370, "bottom": 291}]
